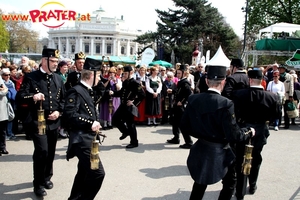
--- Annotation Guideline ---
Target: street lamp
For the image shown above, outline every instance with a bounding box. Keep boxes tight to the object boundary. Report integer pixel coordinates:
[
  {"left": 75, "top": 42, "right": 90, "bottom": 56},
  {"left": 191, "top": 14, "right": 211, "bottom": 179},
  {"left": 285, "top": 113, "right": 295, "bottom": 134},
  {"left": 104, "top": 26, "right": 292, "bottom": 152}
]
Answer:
[{"left": 198, "top": 38, "right": 203, "bottom": 62}]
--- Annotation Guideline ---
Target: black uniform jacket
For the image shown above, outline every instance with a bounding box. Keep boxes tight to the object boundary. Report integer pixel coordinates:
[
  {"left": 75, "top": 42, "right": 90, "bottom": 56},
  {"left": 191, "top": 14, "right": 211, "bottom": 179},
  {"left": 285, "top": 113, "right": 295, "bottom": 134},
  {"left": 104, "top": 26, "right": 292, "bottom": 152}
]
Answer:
[
  {"left": 16, "top": 70, "right": 65, "bottom": 131},
  {"left": 180, "top": 90, "right": 252, "bottom": 185},
  {"left": 173, "top": 78, "right": 192, "bottom": 106},
  {"left": 232, "top": 87, "right": 280, "bottom": 150},
  {"left": 222, "top": 71, "right": 249, "bottom": 99},
  {"left": 63, "top": 83, "right": 99, "bottom": 160},
  {"left": 112, "top": 77, "right": 145, "bottom": 116},
  {"left": 65, "top": 71, "right": 80, "bottom": 91}
]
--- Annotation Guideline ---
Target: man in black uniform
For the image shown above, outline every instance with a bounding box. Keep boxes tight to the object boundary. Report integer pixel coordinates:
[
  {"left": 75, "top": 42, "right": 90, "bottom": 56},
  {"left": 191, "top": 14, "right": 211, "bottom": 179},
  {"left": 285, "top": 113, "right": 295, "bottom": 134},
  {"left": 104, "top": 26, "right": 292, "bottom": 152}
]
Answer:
[
  {"left": 63, "top": 57, "right": 105, "bottom": 200},
  {"left": 232, "top": 69, "right": 280, "bottom": 200},
  {"left": 16, "top": 48, "right": 65, "bottom": 197},
  {"left": 65, "top": 51, "right": 86, "bottom": 90},
  {"left": 167, "top": 64, "right": 193, "bottom": 149},
  {"left": 180, "top": 65, "right": 255, "bottom": 200},
  {"left": 222, "top": 58, "right": 249, "bottom": 99},
  {"left": 109, "top": 66, "right": 145, "bottom": 148}
]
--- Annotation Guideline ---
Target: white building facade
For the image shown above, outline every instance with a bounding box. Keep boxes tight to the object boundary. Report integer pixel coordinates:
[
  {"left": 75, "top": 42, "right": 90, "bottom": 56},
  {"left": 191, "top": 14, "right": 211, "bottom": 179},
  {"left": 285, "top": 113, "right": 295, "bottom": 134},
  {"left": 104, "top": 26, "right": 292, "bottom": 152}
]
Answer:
[{"left": 47, "top": 7, "right": 144, "bottom": 60}]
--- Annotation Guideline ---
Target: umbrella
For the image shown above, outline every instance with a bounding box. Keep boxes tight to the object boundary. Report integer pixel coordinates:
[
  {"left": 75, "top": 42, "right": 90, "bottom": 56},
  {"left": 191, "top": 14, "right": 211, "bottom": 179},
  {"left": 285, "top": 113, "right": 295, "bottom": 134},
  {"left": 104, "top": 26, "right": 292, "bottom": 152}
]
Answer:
[{"left": 148, "top": 60, "right": 173, "bottom": 68}]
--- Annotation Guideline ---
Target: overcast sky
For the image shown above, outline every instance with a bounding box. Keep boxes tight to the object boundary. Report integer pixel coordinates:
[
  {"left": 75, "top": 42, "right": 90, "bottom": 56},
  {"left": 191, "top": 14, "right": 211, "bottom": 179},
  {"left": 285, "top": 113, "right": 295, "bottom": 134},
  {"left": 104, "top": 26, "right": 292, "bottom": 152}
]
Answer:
[{"left": 0, "top": 0, "right": 246, "bottom": 38}]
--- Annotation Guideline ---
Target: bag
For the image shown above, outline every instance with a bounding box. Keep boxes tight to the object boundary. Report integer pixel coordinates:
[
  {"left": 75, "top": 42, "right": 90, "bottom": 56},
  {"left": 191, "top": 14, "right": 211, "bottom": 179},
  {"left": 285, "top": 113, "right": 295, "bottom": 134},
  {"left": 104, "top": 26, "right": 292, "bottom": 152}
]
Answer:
[
  {"left": 286, "top": 101, "right": 299, "bottom": 118},
  {"left": 7, "top": 102, "right": 15, "bottom": 121}
]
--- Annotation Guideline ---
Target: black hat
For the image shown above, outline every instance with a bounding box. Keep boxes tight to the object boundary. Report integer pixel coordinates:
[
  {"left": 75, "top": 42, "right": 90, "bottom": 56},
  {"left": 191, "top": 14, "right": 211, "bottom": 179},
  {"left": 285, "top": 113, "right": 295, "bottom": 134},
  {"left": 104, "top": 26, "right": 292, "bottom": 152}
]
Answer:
[
  {"left": 230, "top": 58, "right": 244, "bottom": 68},
  {"left": 248, "top": 68, "right": 263, "bottom": 79},
  {"left": 278, "top": 64, "right": 287, "bottom": 69},
  {"left": 176, "top": 64, "right": 187, "bottom": 71},
  {"left": 42, "top": 48, "right": 59, "bottom": 58},
  {"left": 207, "top": 65, "right": 227, "bottom": 80},
  {"left": 123, "top": 65, "right": 133, "bottom": 72},
  {"left": 83, "top": 57, "right": 101, "bottom": 71},
  {"left": 75, "top": 52, "right": 86, "bottom": 60}
]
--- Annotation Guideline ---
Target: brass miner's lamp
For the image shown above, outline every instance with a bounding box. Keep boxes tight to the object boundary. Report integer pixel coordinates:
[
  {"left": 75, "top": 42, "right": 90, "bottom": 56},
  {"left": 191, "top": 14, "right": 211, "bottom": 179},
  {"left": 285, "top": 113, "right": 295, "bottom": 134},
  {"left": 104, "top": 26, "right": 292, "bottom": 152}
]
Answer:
[
  {"left": 90, "top": 130, "right": 107, "bottom": 170},
  {"left": 241, "top": 138, "right": 254, "bottom": 175},
  {"left": 37, "top": 100, "right": 46, "bottom": 135}
]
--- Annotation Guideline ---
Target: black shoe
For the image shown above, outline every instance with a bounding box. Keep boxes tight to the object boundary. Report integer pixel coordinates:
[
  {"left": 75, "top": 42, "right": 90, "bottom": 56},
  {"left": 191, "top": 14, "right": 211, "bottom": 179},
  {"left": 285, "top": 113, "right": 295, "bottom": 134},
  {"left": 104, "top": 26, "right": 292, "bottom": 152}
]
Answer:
[
  {"left": 291, "top": 122, "right": 296, "bottom": 125},
  {"left": 108, "top": 125, "right": 113, "bottom": 129},
  {"left": 284, "top": 126, "right": 289, "bottom": 129},
  {"left": 249, "top": 185, "right": 257, "bottom": 194},
  {"left": 34, "top": 187, "right": 47, "bottom": 196},
  {"left": 179, "top": 143, "right": 192, "bottom": 149},
  {"left": 119, "top": 133, "right": 129, "bottom": 140},
  {"left": 167, "top": 138, "right": 180, "bottom": 144},
  {"left": 126, "top": 143, "right": 138, "bottom": 148},
  {"left": 43, "top": 180, "right": 53, "bottom": 189},
  {"left": 0, "top": 149, "right": 9, "bottom": 154},
  {"left": 26, "top": 135, "right": 32, "bottom": 140}
]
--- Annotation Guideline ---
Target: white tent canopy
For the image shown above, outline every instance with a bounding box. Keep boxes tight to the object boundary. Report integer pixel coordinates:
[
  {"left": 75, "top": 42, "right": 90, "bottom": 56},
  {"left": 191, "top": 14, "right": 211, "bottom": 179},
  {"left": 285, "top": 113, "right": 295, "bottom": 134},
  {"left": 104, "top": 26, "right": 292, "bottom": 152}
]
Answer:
[
  {"left": 206, "top": 46, "right": 231, "bottom": 67},
  {"left": 259, "top": 22, "right": 300, "bottom": 39}
]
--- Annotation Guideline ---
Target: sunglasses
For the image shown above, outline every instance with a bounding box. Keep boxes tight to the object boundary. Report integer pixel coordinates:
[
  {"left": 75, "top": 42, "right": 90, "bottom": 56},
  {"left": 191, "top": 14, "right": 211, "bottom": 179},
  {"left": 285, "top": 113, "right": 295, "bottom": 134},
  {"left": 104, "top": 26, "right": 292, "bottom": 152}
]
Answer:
[
  {"left": 3, "top": 74, "right": 10, "bottom": 76},
  {"left": 273, "top": 76, "right": 278, "bottom": 77}
]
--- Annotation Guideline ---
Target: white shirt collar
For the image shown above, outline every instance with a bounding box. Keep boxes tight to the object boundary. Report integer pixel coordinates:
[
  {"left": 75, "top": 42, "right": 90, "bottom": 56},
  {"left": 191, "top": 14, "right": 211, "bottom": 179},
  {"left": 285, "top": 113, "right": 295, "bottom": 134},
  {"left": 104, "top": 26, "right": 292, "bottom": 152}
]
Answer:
[
  {"left": 80, "top": 80, "right": 92, "bottom": 90},
  {"left": 208, "top": 88, "right": 221, "bottom": 94}
]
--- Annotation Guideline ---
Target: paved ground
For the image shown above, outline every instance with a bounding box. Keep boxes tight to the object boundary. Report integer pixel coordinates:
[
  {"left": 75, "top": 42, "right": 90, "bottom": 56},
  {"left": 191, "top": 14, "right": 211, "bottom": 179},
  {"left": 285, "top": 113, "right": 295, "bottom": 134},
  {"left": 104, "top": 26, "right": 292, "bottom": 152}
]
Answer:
[{"left": 0, "top": 122, "right": 299, "bottom": 200}]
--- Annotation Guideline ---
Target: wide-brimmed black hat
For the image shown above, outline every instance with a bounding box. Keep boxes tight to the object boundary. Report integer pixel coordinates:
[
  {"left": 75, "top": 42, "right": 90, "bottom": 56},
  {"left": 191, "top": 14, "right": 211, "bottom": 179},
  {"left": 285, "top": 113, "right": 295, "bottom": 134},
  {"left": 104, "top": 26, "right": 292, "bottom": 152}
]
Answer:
[
  {"left": 176, "top": 64, "right": 187, "bottom": 71},
  {"left": 75, "top": 52, "right": 86, "bottom": 60},
  {"left": 123, "top": 65, "right": 133, "bottom": 72},
  {"left": 230, "top": 58, "right": 244, "bottom": 68},
  {"left": 248, "top": 68, "right": 263, "bottom": 79},
  {"left": 42, "top": 48, "right": 60, "bottom": 58},
  {"left": 83, "top": 57, "right": 101, "bottom": 71},
  {"left": 207, "top": 65, "right": 227, "bottom": 80}
]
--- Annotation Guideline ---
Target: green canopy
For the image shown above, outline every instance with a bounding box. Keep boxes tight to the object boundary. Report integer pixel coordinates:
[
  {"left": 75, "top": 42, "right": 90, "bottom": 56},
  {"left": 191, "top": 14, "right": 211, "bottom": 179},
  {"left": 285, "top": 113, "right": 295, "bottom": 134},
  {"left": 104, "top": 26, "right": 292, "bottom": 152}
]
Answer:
[
  {"left": 148, "top": 60, "right": 173, "bottom": 68},
  {"left": 87, "top": 56, "right": 136, "bottom": 64}
]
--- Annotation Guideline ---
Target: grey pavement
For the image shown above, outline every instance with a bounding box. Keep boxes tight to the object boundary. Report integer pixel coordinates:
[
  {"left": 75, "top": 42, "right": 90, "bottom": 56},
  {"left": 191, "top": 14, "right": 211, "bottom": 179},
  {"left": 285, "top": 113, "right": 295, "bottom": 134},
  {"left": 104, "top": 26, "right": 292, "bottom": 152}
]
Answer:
[{"left": 0, "top": 123, "right": 300, "bottom": 200}]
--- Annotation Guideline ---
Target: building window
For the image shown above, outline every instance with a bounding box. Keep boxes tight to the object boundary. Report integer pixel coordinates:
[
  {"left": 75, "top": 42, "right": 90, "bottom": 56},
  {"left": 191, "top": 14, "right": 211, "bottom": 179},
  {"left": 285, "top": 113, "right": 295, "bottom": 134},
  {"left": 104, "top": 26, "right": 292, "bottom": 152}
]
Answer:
[
  {"left": 56, "top": 44, "right": 58, "bottom": 50},
  {"left": 107, "top": 44, "right": 111, "bottom": 54},
  {"left": 121, "top": 46, "right": 125, "bottom": 54},
  {"left": 85, "top": 44, "right": 90, "bottom": 53},
  {"left": 71, "top": 45, "right": 75, "bottom": 53},
  {"left": 130, "top": 47, "right": 133, "bottom": 55},
  {"left": 96, "top": 44, "right": 101, "bottom": 54},
  {"left": 63, "top": 45, "right": 66, "bottom": 52}
]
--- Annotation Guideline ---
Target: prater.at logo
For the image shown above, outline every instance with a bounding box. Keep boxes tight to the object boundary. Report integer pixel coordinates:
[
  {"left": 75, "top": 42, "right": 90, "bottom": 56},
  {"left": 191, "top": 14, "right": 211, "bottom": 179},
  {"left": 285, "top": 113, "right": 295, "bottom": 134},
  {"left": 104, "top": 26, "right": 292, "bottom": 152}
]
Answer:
[{"left": 29, "top": 1, "right": 90, "bottom": 28}]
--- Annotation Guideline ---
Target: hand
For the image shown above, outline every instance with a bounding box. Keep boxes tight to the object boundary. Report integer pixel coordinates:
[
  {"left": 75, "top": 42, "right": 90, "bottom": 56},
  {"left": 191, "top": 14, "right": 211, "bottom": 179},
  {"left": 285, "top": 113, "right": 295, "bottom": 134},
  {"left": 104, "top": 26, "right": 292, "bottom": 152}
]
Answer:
[
  {"left": 167, "top": 89, "right": 172, "bottom": 93},
  {"left": 33, "top": 93, "right": 45, "bottom": 101},
  {"left": 153, "top": 93, "right": 158, "bottom": 98},
  {"left": 48, "top": 111, "right": 60, "bottom": 121},
  {"left": 177, "top": 101, "right": 182, "bottom": 106},
  {"left": 250, "top": 127, "right": 255, "bottom": 137},
  {"left": 91, "top": 121, "right": 102, "bottom": 132},
  {"left": 127, "top": 100, "right": 134, "bottom": 106},
  {"left": 109, "top": 90, "right": 114, "bottom": 95}
]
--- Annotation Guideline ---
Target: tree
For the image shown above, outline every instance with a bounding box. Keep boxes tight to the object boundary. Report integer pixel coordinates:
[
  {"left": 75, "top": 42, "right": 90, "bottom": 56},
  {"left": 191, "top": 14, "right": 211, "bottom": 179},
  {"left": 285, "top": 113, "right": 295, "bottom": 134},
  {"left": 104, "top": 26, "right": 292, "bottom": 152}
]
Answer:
[
  {"left": 246, "top": 0, "right": 300, "bottom": 65},
  {"left": 4, "top": 12, "right": 39, "bottom": 53},
  {"left": 0, "top": 9, "right": 9, "bottom": 52},
  {"left": 135, "top": 0, "right": 241, "bottom": 64},
  {"left": 248, "top": 0, "right": 300, "bottom": 36}
]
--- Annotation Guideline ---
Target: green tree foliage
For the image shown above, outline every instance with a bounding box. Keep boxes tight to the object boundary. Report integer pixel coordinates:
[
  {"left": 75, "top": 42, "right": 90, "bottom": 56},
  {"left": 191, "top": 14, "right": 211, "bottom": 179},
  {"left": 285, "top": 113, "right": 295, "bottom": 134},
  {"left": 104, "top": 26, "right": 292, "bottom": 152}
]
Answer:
[
  {"left": 135, "top": 0, "right": 241, "bottom": 64},
  {"left": 0, "top": 9, "right": 10, "bottom": 52},
  {"left": 248, "top": 0, "right": 300, "bottom": 35},
  {"left": 4, "top": 12, "right": 39, "bottom": 53},
  {"left": 246, "top": 0, "right": 300, "bottom": 65}
]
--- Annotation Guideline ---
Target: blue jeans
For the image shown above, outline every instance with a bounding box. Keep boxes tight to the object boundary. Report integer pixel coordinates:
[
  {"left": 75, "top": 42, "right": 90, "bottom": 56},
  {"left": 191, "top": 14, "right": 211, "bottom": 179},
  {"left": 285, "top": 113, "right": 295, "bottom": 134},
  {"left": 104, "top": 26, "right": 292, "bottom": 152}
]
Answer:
[{"left": 6, "top": 121, "right": 14, "bottom": 137}]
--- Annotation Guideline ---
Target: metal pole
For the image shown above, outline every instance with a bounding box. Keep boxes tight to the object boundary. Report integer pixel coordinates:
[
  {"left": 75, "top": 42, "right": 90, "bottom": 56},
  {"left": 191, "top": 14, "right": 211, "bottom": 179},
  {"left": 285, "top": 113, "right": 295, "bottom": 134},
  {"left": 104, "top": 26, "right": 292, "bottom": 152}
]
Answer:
[
  {"left": 199, "top": 38, "right": 203, "bottom": 62},
  {"left": 242, "top": 0, "right": 249, "bottom": 57}
]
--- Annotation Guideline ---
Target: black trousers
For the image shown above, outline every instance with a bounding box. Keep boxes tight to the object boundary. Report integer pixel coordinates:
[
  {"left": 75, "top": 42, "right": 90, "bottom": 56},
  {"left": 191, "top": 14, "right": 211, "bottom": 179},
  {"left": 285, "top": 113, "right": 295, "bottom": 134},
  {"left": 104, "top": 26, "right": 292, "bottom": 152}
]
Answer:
[
  {"left": 0, "top": 120, "right": 8, "bottom": 151},
  {"left": 32, "top": 129, "right": 58, "bottom": 188},
  {"left": 172, "top": 106, "right": 192, "bottom": 144},
  {"left": 112, "top": 104, "right": 138, "bottom": 145},
  {"left": 190, "top": 162, "right": 236, "bottom": 200},
  {"left": 235, "top": 142, "right": 263, "bottom": 199},
  {"left": 69, "top": 144, "right": 105, "bottom": 200}
]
